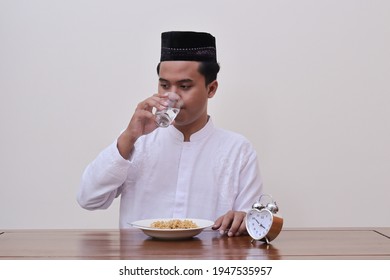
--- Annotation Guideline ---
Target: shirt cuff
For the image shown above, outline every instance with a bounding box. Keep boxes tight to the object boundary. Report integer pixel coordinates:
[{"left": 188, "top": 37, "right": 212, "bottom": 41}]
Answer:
[{"left": 104, "top": 140, "right": 132, "bottom": 171}]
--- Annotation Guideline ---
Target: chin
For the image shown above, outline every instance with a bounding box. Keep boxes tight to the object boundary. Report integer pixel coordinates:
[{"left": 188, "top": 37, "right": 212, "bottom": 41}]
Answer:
[{"left": 173, "top": 119, "right": 189, "bottom": 127}]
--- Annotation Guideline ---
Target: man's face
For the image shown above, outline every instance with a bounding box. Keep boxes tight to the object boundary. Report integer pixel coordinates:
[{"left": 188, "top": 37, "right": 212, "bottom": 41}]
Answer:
[{"left": 158, "top": 61, "right": 216, "bottom": 128}]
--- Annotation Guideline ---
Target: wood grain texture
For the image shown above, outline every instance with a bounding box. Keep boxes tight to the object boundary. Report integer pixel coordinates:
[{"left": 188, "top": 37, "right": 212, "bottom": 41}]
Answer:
[{"left": 1, "top": 228, "right": 389, "bottom": 260}]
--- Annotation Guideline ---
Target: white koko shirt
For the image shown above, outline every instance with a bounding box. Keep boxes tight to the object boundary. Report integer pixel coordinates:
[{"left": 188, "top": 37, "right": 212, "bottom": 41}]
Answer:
[{"left": 78, "top": 118, "right": 263, "bottom": 228}]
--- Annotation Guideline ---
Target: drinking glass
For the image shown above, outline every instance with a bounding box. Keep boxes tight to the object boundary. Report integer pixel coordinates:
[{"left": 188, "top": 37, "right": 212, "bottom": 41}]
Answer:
[{"left": 155, "top": 92, "right": 182, "bottom": 128}]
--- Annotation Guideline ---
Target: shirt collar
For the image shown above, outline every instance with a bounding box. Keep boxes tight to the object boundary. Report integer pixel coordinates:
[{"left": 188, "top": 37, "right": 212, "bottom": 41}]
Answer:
[{"left": 168, "top": 116, "right": 215, "bottom": 142}]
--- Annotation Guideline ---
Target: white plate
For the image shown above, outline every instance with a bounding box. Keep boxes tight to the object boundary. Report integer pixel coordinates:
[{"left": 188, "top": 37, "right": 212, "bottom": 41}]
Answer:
[{"left": 129, "top": 218, "right": 214, "bottom": 240}]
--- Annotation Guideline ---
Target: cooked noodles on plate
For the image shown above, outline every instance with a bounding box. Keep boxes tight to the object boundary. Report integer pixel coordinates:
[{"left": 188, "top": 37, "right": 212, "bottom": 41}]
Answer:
[{"left": 129, "top": 218, "right": 214, "bottom": 240}]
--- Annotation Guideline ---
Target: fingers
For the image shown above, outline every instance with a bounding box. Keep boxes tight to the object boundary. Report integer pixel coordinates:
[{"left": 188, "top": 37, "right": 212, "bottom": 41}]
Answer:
[
  {"left": 136, "top": 94, "right": 169, "bottom": 113},
  {"left": 124, "top": 93, "right": 171, "bottom": 140},
  {"left": 212, "top": 215, "right": 224, "bottom": 231},
  {"left": 212, "top": 211, "right": 247, "bottom": 237}
]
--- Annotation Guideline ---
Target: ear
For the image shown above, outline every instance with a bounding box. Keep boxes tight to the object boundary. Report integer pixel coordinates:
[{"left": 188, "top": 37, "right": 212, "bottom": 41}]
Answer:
[{"left": 207, "top": 80, "right": 218, "bottom": 98}]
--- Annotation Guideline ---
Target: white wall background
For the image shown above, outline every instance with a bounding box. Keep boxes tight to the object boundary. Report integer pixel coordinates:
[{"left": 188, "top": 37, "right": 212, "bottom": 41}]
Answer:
[{"left": 1, "top": 0, "right": 389, "bottom": 229}]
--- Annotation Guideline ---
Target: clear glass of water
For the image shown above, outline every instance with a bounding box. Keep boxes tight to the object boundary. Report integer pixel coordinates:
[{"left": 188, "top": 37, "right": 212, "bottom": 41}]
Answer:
[{"left": 155, "top": 92, "right": 182, "bottom": 128}]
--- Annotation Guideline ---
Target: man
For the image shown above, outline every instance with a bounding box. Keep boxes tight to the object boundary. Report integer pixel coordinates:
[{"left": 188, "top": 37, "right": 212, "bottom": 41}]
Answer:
[{"left": 78, "top": 31, "right": 263, "bottom": 237}]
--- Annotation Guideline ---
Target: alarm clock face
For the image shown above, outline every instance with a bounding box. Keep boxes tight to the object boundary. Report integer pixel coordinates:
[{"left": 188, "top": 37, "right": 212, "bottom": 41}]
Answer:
[{"left": 246, "top": 209, "right": 273, "bottom": 240}]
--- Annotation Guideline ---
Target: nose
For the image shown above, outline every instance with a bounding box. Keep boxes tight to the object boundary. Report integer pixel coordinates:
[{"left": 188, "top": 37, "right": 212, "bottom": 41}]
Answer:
[{"left": 164, "top": 92, "right": 183, "bottom": 108}]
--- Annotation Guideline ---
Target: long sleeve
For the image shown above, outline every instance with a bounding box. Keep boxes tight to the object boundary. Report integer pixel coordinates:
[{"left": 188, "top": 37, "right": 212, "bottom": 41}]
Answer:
[
  {"left": 234, "top": 143, "right": 263, "bottom": 212},
  {"left": 77, "top": 119, "right": 263, "bottom": 228},
  {"left": 77, "top": 141, "right": 131, "bottom": 210}
]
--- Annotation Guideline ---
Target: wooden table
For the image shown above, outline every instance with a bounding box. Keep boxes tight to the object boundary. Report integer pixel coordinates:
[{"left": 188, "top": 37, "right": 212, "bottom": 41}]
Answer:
[{"left": 1, "top": 228, "right": 389, "bottom": 260}]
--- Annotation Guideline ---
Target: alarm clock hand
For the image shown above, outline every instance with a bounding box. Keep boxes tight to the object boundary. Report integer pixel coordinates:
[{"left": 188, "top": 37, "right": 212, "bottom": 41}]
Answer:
[{"left": 254, "top": 218, "right": 266, "bottom": 230}]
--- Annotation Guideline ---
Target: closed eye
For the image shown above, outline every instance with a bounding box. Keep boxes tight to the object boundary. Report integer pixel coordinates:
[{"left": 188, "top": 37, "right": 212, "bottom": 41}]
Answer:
[
  {"left": 159, "top": 82, "right": 170, "bottom": 89},
  {"left": 180, "top": 84, "right": 192, "bottom": 90},
  {"left": 160, "top": 83, "right": 169, "bottom": 90},
  {"left": 159, "top": 79, "right": 170, "bottom": 90}
]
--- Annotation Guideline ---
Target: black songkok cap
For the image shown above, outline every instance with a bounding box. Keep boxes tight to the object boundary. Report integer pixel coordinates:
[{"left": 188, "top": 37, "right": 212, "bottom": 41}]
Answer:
[{"left": 160, "top": 31, "right": 217, "bottom": 62}]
